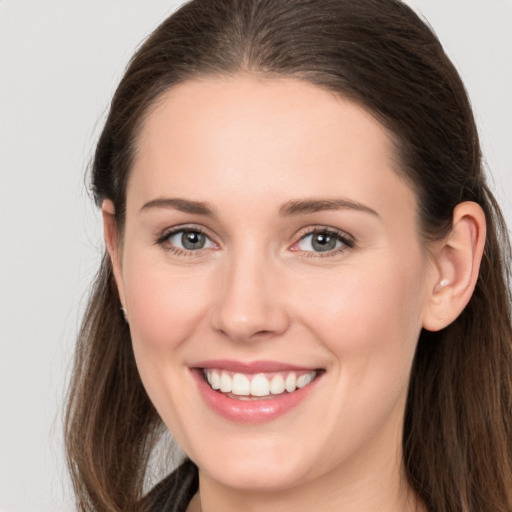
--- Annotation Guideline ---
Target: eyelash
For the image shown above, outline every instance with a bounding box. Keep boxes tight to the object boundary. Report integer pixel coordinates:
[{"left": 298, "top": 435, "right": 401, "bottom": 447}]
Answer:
[
  {"left": 155, "top": 224, "right": 355, "bottom": 258},
  {"left": 155, "top": 224, "right": 216, "bottom": 258},
  {"left": 292, "top": 227, "right": 355, "bottom": 258}
]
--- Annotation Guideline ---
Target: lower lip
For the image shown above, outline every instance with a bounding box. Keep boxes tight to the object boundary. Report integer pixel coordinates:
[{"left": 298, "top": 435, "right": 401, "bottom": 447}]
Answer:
[{"left": 191, "top": 369, "right": 322, "bottom": 423}]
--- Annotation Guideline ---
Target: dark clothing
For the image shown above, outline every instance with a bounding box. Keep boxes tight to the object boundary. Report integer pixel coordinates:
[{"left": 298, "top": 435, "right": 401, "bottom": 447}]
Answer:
[{"left": 141, "top": 458, "right": 199, "bottom": 512}]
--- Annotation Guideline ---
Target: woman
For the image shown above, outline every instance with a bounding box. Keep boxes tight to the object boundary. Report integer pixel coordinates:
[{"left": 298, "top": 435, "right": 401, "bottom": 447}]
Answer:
[{"left": 64, "top": 0, "right": 512, "bottom": 511}]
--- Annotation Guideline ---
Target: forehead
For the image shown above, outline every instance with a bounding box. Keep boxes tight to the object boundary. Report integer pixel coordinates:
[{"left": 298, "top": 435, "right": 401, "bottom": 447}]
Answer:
[{"left": 128, "top": 75, "right": 415, "bottom": 222}]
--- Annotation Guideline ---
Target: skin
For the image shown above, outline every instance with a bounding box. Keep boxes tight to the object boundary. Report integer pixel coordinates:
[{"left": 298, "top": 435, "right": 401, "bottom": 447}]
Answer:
[{"left": 103, "top": 75, "right": 486, "bottom": 512}]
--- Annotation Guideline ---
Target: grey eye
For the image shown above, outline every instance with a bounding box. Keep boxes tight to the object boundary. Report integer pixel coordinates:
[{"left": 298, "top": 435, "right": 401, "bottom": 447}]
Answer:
[
  {"left": 296, "top": 231, "right": 345, "bottom": 252},
  {"left": 168, "top": 230, "right": 214, "bottom": 251}
]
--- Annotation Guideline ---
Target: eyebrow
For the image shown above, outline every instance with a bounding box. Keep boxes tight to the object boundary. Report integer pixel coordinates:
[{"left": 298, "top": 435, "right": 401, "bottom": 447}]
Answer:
[
  {"left": 140, "top": 197, "right": 380, "bottom": 218},
  {"left": 140, "top": 198, "right": 216, "bottom": 216},
  {"left": 279, "top": 198, "right": 380, "bottom": 218}
]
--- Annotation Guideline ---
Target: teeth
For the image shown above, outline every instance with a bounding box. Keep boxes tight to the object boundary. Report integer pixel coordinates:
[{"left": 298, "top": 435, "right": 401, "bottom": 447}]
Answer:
[
  {"left": 210, "top": 370, "right": 221, "bottom": 390},
  {"left": 220, "top": 372, "right": 232, "bottom": 393},
  {"left": 204, "top": 369, "right": 317, "bottom": 398},
  {"left": 232, "top": 373, "right": 250, "bottom": 395},
  {"left": 297, "top": 373, "right": 314, "bottom": 388},
  {"left": 270, "top": 374, "right": 285, "bottom": 394},
  {"left": 251, "top": 374, "right": 270, "bottom": 396},
  {"left": 285, "top": 373, "right": 297, "bottom": 392}
]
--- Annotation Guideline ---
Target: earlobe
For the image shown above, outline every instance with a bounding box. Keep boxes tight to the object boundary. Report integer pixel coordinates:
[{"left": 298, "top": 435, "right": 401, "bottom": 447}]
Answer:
[
  {"left": 422, "top": 201, "right": 486, "bottom": 332},
  {"left": 101, "top": 199, "right": 127, "bottom": 313}
]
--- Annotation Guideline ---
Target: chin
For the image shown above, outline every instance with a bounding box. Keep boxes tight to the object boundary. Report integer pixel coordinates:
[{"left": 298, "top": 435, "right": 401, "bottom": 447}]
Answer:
[{"left": 200, "top": 458, "right": 312, "bottom": 492}]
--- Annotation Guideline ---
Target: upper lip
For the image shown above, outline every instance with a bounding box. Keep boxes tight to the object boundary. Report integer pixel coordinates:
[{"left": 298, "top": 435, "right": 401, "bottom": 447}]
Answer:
[{"left": 192, "top": 359, "right": 320, "bottom": 373}]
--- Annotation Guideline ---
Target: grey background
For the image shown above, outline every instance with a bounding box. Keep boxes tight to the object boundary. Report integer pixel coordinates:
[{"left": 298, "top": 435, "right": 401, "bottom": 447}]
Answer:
[{"left": 1, "top": 1, "right": 511, "bottom": 510}]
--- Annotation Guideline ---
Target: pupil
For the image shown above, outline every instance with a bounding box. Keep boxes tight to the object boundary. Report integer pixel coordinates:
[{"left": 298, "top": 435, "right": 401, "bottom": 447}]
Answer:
[
  {"left": 182, "top": 231, "right": 205, "bottom": 250},
  {"left": 312, "top": 233, "right": 336, "bottom": 252}
]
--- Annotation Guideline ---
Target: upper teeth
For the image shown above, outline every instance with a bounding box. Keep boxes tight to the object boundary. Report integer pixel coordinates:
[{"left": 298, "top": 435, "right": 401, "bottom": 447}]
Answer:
[{"left": 204, "top": 369, "right": 317, "bottom": 397}]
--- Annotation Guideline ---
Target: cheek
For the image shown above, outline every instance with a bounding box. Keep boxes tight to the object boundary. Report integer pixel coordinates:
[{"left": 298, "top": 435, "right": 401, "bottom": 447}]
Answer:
[
  {"left": 123, "top": 255, "right": 213, "bottom": 353},
  {"left": 298, "top": 252, "right": 427, "bottom": 376},
  {"left": 289, "top": 253, "right": 428, "bottom": 457},
  {"left": 121, "top": 252, "right": 216, "bottom": 430}
]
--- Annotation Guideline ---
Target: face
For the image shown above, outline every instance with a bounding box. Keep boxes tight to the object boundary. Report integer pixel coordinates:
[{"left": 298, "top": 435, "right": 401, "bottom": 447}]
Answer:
[{"left": 109, "top": 76, "right": 434, "bottom": 493}]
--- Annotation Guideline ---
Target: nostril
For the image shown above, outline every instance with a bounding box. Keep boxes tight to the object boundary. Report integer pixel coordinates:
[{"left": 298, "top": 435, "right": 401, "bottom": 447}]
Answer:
[{"left": 211, "top": 307, "right": 291, "bottom": 342}]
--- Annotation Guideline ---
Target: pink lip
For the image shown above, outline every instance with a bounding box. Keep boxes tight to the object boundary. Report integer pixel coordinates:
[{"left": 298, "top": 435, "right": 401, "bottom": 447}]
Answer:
[
  {"left": 192, "top": 359, "right": 317, "bottom": 373},
  {"left": 190, "top": 362, "right": 323, "bottom": 424}
]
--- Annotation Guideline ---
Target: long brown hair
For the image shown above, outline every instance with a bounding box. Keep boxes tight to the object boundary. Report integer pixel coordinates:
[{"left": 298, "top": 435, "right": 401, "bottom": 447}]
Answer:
[{"left": 65, "top": 1, "right": 512, "bottom": 510}]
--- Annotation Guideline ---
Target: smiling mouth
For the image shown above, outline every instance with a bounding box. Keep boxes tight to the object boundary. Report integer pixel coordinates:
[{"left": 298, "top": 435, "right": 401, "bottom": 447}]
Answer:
[{"left": 202, "top": 369, "right": 321, "bottom": 400}]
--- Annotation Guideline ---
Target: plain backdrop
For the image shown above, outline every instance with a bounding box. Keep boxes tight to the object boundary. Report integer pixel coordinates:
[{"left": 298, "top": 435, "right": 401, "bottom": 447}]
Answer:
[{"left": 1, "top": 1, "right": 511, "bottom": 511}]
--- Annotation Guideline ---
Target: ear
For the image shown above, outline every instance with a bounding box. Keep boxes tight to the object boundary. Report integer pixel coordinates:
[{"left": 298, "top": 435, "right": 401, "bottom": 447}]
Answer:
[
  {"left": 102, "top": 199, "right": 127, "bottom": 313},
  {"left": 422, "top": 201, "right": 486, "bottom": 332}
]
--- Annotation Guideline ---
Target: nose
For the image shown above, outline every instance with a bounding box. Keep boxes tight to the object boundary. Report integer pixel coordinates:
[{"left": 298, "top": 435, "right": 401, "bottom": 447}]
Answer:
[{"left": 210, "top": 250, "right": 290, "bottom": 343}]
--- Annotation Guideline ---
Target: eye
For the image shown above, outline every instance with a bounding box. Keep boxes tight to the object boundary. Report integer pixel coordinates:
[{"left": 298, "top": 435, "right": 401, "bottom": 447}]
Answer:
[
  {"left": 158, "top": 227, "right": 217, "bottom": 253},
  {"left": 293, "top": 228, "right": 354, "bottom": 254}
]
